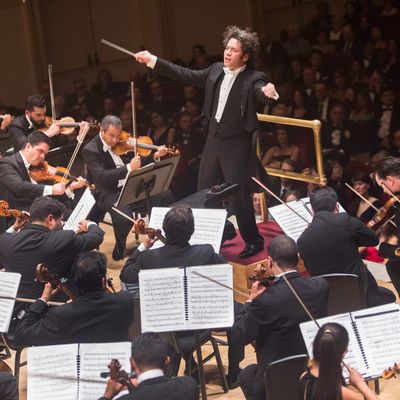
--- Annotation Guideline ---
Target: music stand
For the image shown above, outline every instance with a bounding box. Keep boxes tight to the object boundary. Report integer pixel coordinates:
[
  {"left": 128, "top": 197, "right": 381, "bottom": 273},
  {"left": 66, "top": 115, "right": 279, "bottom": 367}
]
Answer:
[{"left": 116, "top": 155, "right": 180, "bottom": 215}]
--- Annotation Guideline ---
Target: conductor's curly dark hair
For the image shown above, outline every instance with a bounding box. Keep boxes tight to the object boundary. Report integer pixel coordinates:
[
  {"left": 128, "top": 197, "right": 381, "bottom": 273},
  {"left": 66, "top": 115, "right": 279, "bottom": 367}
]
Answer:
[{"left": 222, "top": 25, "right": 260, "bottom": 65}]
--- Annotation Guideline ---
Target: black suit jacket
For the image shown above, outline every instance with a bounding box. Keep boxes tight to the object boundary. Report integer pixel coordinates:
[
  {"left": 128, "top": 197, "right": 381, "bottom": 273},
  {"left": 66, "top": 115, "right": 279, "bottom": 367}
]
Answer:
[
  {"left": 13, "top": 290, "right": 134, "bottom": 347},
  {"left": 0, "top": 372, "right": 17, "bottom": 400},
  {"left": 0, "top": 152, "right": 46, "bottom": 210},
  {"left": 82, "top": 135, "right": 129, "bottom": 210},
  {"left": 0, "top": 223, "right": 104, "bottom": 298},
  {"left": 231, "top": 272, "right": 328, "bottom": 398},
  {"left": 99, "top": 376, "right": 198, "bottom": 400},
  {"left": 297, "top": 211, "right": 382, "bottom": 306},
  {"left": 8, "top": 115, "right": 35, "bottom": 151},
  {"left": 120, "top": 243, "right": 226, "bottom": 284}
]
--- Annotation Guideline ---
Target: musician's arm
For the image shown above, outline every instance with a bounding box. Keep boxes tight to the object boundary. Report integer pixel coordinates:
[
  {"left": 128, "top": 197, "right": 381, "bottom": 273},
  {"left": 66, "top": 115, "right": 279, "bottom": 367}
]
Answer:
[
  {"left": 349, "top": 216, "right": 379, "bottom": 247},
  {"left": 119, "top": 249, "right": 143, "bottom": 284},
  {"left": 8, "top": 122, "right": 28, "bottom": 151}
]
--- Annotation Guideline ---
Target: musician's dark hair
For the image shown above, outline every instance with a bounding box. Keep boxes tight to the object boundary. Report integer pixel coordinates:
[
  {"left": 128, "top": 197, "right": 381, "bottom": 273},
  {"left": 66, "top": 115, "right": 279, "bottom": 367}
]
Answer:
[
  {"left": 101, "top": 115, "right": 122, "bottom": 132},
  {"left": 310, "top": 186, "right": 338, "bottom": 212},
  {"left": 131, "top": 332, "right": 169, "bottom": 370},
  {"left": 162, "top": 205, "right": 194, "bottom": 245},
  {"left": 29, "top": 196, "right": 66, "bottom": 222},
  {"left": 267, "top": 235, "right": 298, "bottom": 269},
  {"left": 72, "top": 251, "right": 107, "bottom": 294},
  {"left": 375, "top": 156, "right": 400, "bottom": 179},
  {"left": 25, "top": 94, "right": 46, "bottom": 111},
  {"left": 311, "top": 323, "right": 348, "bottom": 400},
  {"left": 222, "top": 25, "right": 260, "bottom": 65},
  {"left": 22, "top": 131, "right": 52, "bottom": 149}
]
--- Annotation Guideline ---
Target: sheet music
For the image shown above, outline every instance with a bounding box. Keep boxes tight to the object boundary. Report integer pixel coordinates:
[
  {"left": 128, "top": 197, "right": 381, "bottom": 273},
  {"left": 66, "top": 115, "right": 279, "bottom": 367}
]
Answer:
[
  {"left": 63, "top": 188, "right": 96, "bottom": 231},
  {"left": 139, "top": 268, "right": 187, "bottom": 332},
  {"left": 187, "top": 264, "right": 234, "bottom": 329},
  {"left": 364, "top": 260, "right": 391, "bottom": 283},
  {"left": 352, "top": 303, "right": 400, "bottom": 376},
  {"left": 0, "top": 271, "right": 21, "bottom": 332},
  {"left": 149, "top": 207, "right": 227, "bottom": 252},
  {"left": 79, "top": 342, "right": 131, "bottom": 400},
  {"left": 28, "top": 344, "right": 78, "bottom": 400},
  {"left": 300, "top": 313, "right": 368, "bottom": 377}
]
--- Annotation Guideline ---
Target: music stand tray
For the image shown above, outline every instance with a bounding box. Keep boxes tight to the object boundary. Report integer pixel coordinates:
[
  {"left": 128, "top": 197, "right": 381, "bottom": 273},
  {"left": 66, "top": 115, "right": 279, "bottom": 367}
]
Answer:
[{"left": 116, "top": 155, "right": 180, "bottom": 214}]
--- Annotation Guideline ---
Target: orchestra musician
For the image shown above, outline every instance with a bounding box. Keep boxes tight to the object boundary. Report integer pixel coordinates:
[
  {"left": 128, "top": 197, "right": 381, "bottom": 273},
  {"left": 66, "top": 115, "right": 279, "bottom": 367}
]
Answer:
[
  {"left": 13, "top": 251, "right": 134, "bottom": 347},
  {"left": 0, "top": 372, "right": 17, "bottom": 400},
  {"left": 231, "top": 235, "right": 329, "bottom": 400},
  {"left": 7, "top": 94, "right": 60, "bottom": 152},
  {"left": 120, "top": 205, "right": 243, "bottom": 388},
  {"left": 297, "top": 186, "right": 396, "bottom": 306},
  {"left": 374, "top": 156, "right": 400, "bottom": 296},
  {"left": 0, "top": 196, "right": 104, "bottom": 300},
  {"left": 82, "top": 115, "right": 172, "bottom": 261},
  {"left": 133, "top": 25, "right": 279, "bottom": 259},
  {"left": 0, "top": 130, "right": 87, "bottom": 213},
  {"left": 99, "top": 333, "right": 198, "bottom": 400}
]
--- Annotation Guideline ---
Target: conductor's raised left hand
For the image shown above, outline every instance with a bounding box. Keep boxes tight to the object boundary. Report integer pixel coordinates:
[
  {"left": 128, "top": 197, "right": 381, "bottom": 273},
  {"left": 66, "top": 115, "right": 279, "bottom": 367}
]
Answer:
[{"left": 261, "top": 83, "right": 279, "bottom": 100}]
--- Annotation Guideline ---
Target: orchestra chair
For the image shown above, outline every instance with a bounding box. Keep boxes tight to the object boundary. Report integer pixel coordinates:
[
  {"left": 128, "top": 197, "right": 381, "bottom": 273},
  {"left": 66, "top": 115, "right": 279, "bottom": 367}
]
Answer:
[
  {"left": 319, "top": 273, "right": 365, "bottom": 316},
  {"left": 0, "top": 333, "right": 26, "bottom": 387},
  {"left": 264, "top": 354, "right": 308, "bottom": 400},
  {"left": 170, "top": 331, "right": 229, "bottom": 392}
]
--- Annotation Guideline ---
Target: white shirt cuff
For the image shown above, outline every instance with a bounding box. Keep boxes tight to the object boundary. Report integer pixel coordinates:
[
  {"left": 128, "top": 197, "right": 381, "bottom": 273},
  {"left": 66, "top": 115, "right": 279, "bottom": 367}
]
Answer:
[
  {"left": 126, "top": 163, "right": 132, "bottom": 173},
  {"left": 138, "top": 243, "right": 148, "bottom": 252},
  {"left": 147, "top": 55, "right": 157, "bottom": 69},
  {"left": 6, "top": 226, "right": 17, "bottom": 233},
  {"left": 43, "top": 185, "right": 53, "bottom": 196},
  {"left": 65, "top": 187, "right": 75, "bottom": 199},
  {"left": 87, "top": 221, "right": 97, "bottom": 228}
]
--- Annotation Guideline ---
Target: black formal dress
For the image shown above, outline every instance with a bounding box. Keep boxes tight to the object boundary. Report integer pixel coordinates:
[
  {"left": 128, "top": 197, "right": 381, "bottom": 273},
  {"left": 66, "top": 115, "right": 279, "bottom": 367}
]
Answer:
[
  {"left": 98, "top": 375, "right": 198, "bottom": 400},
  {"left": 82, "top": 135, "right": 173, "bottom": 259},
  {"left": 231, "top": 271, "right": 329, "bottom": 400},
  {"left": 0, "top": 372, "right": 17, "bottom": 400},
  {"left": 297, "top": 210, "right": 396, "bottom": 306},
  {"left": 8, "top": 115, "right": 36, "bottom": 151},
  {"left": 120, "top": 242, "right": 243, "bottom": 379},
  {"left": 152, "top": 58, "right": 278, "bottom": 247},
  {"left": 0, "top": 223, "right": 104, "bottom": 299},
  {"left": 13, "top": 291, "right": 134, "bottom": 347},
  {"left": 0, "top": 152, "right": 48, "bottom": 211}
]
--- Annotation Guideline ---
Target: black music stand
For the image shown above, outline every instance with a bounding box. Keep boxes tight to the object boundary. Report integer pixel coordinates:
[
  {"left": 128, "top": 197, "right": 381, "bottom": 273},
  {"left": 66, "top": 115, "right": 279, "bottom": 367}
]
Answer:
[{"left": 116, "top": 155, "right": 180, "bottom": 215}]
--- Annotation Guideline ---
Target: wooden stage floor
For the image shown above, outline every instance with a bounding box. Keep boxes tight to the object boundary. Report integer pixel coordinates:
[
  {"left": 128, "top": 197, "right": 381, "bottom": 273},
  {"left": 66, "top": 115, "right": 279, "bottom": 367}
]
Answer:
[{"left": 9, "top": 222, "right": 400, "bottom": 399}]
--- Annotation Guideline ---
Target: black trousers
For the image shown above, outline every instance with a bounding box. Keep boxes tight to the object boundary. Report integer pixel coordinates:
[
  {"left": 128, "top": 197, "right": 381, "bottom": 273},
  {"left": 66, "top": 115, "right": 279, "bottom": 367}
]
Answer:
[
  {"left": 239, "top": 364, "right": 265, "bottom": 400},
  {"left": 386, "top": 258, "right": 400, "bottom": 297},
  {"left": 198, "top": 131, "right": 262, "bottom": 245}
]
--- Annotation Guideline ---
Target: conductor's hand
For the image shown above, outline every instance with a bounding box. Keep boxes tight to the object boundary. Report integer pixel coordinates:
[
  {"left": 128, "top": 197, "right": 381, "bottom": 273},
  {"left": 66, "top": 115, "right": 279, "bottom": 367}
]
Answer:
[
  {"left": 134, "top": 50, "right": 153, "bottom": 64},
  {"left": 261, "top": 83, "right": 279, "bottom": 100},
  {"left": 130, "top": 155, "right": 141, "bottom": 171},
  {"left": 52, "top": 183, "right": 66, "bottom": 196}
]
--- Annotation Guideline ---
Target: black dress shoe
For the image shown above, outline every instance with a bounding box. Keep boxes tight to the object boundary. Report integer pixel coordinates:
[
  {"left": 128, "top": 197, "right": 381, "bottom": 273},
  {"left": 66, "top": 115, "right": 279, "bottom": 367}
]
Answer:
[
  {"left": 238, "top": 241, "right": 264, "bottom": 259},
  {"left": 112, "top": 245, "right": 124, "bottom": 261},
  {"left": 226, "top": 374, "right": 240, "bottom": 389}
]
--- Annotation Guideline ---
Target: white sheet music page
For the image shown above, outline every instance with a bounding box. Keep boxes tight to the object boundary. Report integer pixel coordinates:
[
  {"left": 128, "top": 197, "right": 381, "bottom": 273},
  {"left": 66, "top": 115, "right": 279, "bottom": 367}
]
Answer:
[
  {"left": 352, "top": 303, "right": 400, "bottom": 376},
  {"left": 63, "top": 187, "right": 96, "bottom": 231},
  {"left": 0, "top": 271, "right": 21, "bottom": 333},
  {"left": 300, "top": 313, "right": 368, "bottom": 377},
  {"left": 139, "top": 268, "right": 187, "bottom": 332},
  {"left": 79, "top": 342, "right": 131, "bottom": 400},
  {"left": 148, "top": 207, "right": 227, "bottom": 252},
  {"left": 28, "top": 344, "right": 78, "bottom": 400},
  {"left": 187, "top": 264, "right": 234, "bottom": 329}
]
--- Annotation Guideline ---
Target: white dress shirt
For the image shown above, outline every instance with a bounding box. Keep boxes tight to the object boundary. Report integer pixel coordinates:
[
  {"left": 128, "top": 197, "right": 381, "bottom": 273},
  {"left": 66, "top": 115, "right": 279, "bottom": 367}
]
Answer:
[{"left": 137, "top": 368, "right": 164, "bottom": 383}]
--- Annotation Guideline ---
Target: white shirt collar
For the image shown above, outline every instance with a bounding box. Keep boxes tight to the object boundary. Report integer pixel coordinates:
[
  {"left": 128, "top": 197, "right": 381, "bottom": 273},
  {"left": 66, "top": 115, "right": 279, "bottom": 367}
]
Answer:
[
  {"left": 25, "top": 114, "right": 34, "bottom": 129},
  {"left": 99, "top": 133, "right": 111, "bottom": 152},
  {"left": 275, "top": 269, "right": 297, "bottom": 278},
  {"left": 19, "top": 150, "right": 30, "bottom": 170},
  {"left": 137, "top": 369, "right": 164, "bottom": 383},
  {"left": 223, "top": 64, "right": 246, "bottom": 76}
]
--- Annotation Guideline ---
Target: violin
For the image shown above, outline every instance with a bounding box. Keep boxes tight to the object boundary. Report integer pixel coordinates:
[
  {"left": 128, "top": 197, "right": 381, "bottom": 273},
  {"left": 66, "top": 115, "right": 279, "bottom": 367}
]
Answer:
[
  {"left": 101, "top": 359, "right": 136, "bottom": 392},
  {"left": 0, "top": 200, "right": 27, "bottom": 219},
  {"left": 42, "top": 116, "right": 99, "bottom": 135},
  {"left": 367, "top": 197, "right": 398, "bottom": 231},
  {"left": 35, "top": 263, "right": 76, "bottom": 300},
  {"left": 248, "top": 263, "right": 276, "bottom": 288},
  {"left": 29, "top": 161, "right": 95, "bottom": 190},
  {"left": 112, "top": 131, "right": 180, "bottom": 158},
  {"left": 134, "top": 218, "right": 167, "bottom": 244}
]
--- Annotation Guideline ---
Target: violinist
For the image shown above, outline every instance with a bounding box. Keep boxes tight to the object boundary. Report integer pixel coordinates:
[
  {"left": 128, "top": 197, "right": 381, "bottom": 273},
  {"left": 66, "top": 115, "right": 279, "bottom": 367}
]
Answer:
[
  {"left": 0, "top": 372, "right": 17, "bottom": 400},
  {"left": 13, "top": 251, "right": 133, "bottom": 347},
  {"left": 375, "top": 156, "right": 400, "bottom": 296},
  {"left": 8, "top": 94, "right": 60, "bottom": 151},
  {"left": 231, "top": 235, "right": 329, "bottom": 400},
  {"left": 99, "top": 333, "right": 198, "bottom": 400},
  {"left": 0, "top": 131, "right": 87, "bottom": 213},
  {"left": 82, "top": 115, "right": 172, "bottom": 261},
  {"left": 0, "top": 196, "right": 104, "bottom": 300}
]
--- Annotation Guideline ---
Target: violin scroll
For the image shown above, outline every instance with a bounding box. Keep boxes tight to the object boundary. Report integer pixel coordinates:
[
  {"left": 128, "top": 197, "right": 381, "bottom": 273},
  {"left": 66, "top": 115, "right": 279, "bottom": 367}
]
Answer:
[
  {"left": 248, "top": 263, "right": 276, "bottom": 288},
  {"left": 0, "top": 200, "right": 26, "bottom": 219},
  {"left": 101, "top": 359, "right": 136, "bottom": 392},
  {"left": 134, "top": 219, "right": 167, "bottom": 244}
]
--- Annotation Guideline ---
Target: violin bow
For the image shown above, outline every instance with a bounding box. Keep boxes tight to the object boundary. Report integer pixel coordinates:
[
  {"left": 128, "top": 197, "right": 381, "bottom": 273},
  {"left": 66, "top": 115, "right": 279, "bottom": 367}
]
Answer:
[
  {"left": 345, "top": 182, "right": 396, "bottom": 228},
  {"left": 48, "top": 64, "right": 56, "bottom": 121},
  {"left": 251, "top": 176, "right": 309, "bottom": 224},
  {"left": 130, "top": 81, "right": 138, "bottom": 157},
  {"left": 0, "top": 294, "right": 64, "bottom": 306}
]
